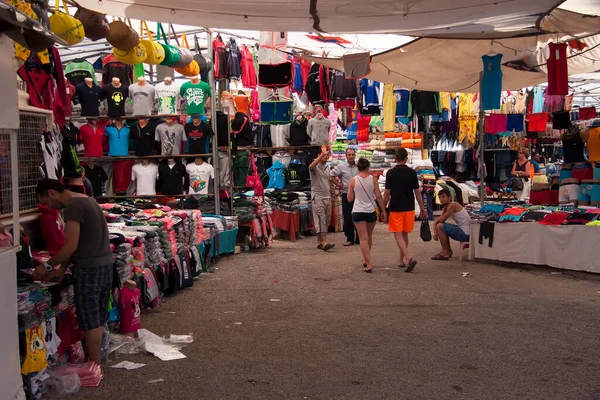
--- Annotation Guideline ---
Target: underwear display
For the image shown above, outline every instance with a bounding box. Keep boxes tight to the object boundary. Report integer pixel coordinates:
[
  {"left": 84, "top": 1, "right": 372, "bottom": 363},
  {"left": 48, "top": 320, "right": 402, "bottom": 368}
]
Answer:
[
  {"left": 258, "top": 62, "right": 293, "bottom": 88},
  {"left": 506, "top": 114, "right": 524, "bottom": 132},
  {"left": 528, "top": 112, "right": 548, "bottom": 132},
  {"left": 559, "top": 178, "right": 580, "bottom": 203}
]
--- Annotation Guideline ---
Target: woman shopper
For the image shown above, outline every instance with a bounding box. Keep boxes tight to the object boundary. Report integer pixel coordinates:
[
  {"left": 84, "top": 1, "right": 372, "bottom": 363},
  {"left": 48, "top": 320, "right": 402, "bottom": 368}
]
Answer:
[
  {"left": 511, "top": 148, "right": 532, "bottom": 201},
  {"left": 347, "top": 158, "right": 387, "bottom": 273}
]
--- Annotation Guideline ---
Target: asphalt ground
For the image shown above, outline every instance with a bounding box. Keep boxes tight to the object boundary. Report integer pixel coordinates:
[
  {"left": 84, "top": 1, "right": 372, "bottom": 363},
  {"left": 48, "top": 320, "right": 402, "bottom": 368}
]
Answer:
[{"left": 81, "top": 229, "right": 600, "bottom": 400}]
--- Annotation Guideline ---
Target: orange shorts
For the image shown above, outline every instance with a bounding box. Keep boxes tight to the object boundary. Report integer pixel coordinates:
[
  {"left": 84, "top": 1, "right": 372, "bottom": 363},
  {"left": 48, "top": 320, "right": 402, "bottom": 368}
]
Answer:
[{"left": 388, "top": 211, "right": 415, "bottom": 233}]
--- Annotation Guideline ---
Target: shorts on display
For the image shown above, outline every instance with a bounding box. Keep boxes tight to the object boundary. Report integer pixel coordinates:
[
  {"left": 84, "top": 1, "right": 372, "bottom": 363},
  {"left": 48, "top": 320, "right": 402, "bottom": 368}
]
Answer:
[
  {"left": 559, "top": 178, "right": 580, "bottom": 204},
  {"left": 579, "top": 106, "right": 597, "bottom": 120},
  {"left": 528, "top": 112, "right": 548, "bottom": 132},
  {"left": 488, "top": 113, "right": 507, "bottom": 134},
  {"left": 559, "top": 164, "right": 573, "bottom": 183},
  {"left": 594, "top": 163, "right": 600, "bottom": 180},
  {"left": 506, "top": 114, "right": 524, "bottom": 132},
  {"left": 258, "top": 62, "right": 293, "bottom": 88},
  {"left": 260, "top": 100, "right": 293, "bottom": 124},
  {"left": 552, "top": 111, "right": 571, "bottom": 130},
  {"left": 579, "top": 180, "right": 600, "bottom": 205},
  {"left": 572, "top": 162, "right": 593, "bottom": 180}
]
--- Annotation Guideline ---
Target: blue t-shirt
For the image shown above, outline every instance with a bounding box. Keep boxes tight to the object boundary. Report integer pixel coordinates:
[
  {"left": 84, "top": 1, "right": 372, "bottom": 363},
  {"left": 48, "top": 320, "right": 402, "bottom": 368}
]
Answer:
[
  {"left": 481, "top": 54, "right": 503, "bottom": 111},
  {"left": 394, "top": 89, "right": 410, "bottom": 116},
  {"left": 360, "top": 79, "right": 380, "bottom": 107},
  {"left": 105, "top": 125, "right": 130, "bottom": 156},
  {"left": 531, "top": 160, "right": 540, "bottom": 173}
]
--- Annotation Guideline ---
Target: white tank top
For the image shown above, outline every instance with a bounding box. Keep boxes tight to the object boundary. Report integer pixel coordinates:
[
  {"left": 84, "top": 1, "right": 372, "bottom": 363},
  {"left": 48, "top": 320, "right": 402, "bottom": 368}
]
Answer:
[
  {"left": 352, "top": 175, "right": 376, "bottom": 213},
  {"left": 452, "top": 207, "right": 471, "bottom": 235}
]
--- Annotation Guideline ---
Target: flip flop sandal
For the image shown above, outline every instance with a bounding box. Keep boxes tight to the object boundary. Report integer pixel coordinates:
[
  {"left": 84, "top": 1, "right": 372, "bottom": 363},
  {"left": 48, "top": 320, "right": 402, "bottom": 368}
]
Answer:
[
  {"left": 405, "top": 259, "right": 418, "bottom": 273},
  {"left": 317, "top": 244, "right": 324, "bottom": 250},
  {"left": 343, "top": 242, "right": 354, "bottom": 246},
  {"left": 323, "top": 243, "right": 335, "bottom": 251},
  {"left": 364, "top": 266, "right": 373, "bottom": 273},
  {"left": 431, "top": 254, "right": 451, "bottom": 261}
]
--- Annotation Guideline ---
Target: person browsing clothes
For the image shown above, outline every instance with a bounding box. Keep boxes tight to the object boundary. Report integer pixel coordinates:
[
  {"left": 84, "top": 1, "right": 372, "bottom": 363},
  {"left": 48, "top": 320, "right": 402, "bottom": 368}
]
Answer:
[
  {"left": 331, "top": 148, "right": 359, "bottom": 246},
  {"left": 431, "top": 189, "right": 471, "bottom": 260},
  {"left": 32, "top": 179, "right": 113, "bottom": 366}
]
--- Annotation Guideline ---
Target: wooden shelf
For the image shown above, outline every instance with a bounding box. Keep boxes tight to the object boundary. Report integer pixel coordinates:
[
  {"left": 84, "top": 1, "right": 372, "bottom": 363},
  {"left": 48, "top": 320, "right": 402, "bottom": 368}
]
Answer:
[{"left": 79, "top": 153, "right": 212, "bottom": 161}]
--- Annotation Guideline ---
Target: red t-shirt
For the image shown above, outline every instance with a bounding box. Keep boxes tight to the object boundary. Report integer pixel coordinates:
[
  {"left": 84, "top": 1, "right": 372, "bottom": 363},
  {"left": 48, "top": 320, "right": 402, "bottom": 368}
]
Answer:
[{"left": 79, "top": 123, "right": 106, "bottom": 157}]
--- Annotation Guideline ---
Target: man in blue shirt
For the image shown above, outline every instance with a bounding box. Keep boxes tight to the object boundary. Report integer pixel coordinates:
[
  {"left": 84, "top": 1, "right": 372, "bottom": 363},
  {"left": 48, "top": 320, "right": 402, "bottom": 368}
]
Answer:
[
  {"left": 531, "top": 152, "right": 541, "bottom": 173},
  {"left": 331, "top": 148, "right": 359, "bottom": 246}
]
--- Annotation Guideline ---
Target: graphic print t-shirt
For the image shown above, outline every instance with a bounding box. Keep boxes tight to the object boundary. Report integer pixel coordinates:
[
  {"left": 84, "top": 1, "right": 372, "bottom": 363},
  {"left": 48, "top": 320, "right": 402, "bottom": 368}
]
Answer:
[
  {"left": 155, "top": 123, "right": 186, "bottom": 156},
  {"left": 185, "top": 122, "right": 214, "bottom": 155},
  {"left": 180, "top": 81, "right": 212, "bottom": 115},
  {"left": 102, "top": 84, "right": 129, "bottom": 117},
  {"left": 186, "top": 162, "right": 214, "bottom": 197},
  {"left": 155, "top": 82, "right": 180, "bottom": 114}
]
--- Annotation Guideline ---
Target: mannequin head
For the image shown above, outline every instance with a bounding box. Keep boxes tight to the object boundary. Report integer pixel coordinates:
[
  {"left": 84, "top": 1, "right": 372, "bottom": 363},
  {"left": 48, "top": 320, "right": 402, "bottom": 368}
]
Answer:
[
  {"left": 112, "top": 77, "right": 121, "bottom": 87},
  {"left": 165, "top": 117, "right": 176, "bottom": 126},
  {"left": 191, "top": 116, "right": 201, "bottom": 125},
  {"left": 84, "top": 77, "right": 93, "bottom": 87},
  {"left": 87, "top": 118, "right": 97, "bottom": 126},
  {"left": 164, "top": 77, "right": 172, "bottom": 84},
  {"left": 314, "top": 106, "right": 324, "bottom": 119},
  {"left": 137, "top": 76, "right": 146, "bottom": 86},
  {"left": 141, "top": 159, "right": 149, "bottom": 166},
  {"left": 167, "top": 158, "right": 176, "bottom": 165},
  {"left": 190, "top": 75, "right": 200, "bottom": 84},
  {"left": 194, "top": 157, "right": 204, "bottom": 165},
  {"left": 138, "top": 117, "right": 148, "bottom": 126},
  {"left": 113, "top": 118, "right": 123, "bottom": 127}
]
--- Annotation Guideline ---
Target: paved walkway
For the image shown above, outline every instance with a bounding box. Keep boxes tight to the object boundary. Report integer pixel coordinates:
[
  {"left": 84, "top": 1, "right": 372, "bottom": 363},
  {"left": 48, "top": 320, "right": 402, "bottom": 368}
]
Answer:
[{"left": 86, "top": 229, "right": 600, "bottom": 400}]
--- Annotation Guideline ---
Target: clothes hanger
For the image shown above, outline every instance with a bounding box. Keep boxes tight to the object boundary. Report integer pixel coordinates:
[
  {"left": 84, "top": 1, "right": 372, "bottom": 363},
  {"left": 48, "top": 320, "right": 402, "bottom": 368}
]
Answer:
[{"left": 264, "top": 89, "right": 291, "bottom": 102}]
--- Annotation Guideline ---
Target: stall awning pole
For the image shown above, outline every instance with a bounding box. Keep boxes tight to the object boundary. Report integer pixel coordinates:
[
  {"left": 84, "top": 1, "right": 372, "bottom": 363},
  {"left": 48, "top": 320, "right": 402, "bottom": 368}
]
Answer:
[
  {"left": 207, "top": 29, "right": 220, "bottom": 215},
  {"left": 478, "top": 71, "right": 486, "bottom": 206}
]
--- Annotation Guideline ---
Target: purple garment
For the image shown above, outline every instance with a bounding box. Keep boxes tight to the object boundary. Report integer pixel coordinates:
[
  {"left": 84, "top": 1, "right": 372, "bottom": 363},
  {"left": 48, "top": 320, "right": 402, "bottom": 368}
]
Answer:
[{"left": 442, "top": 106, "right": 458, "bottom": 134}]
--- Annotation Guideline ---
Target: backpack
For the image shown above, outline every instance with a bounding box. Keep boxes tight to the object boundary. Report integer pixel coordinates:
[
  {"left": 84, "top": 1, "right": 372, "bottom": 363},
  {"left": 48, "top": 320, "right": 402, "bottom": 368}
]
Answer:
[
  {"left": 189, "top": 247, "right": 200, "bottom": 277},
  {"left": 233, "top": 151, "right": 249, "bottom": 187},
  {"left": 178, "top": 251, "right": 194, "bottom": 288},
  {"left": 154, "top": 261, "right": 169, "bottom": 293},
  {"left": 142, "top": 267, "right": 160, "bottom": 307},
  {"left": 254, "top": 153, "right": 272, "bottom": 188},
  {"left": 251, "top": 124, "right": 272, "bottom": 148},
  {"left": 267, "top": 160, "right": 287, "bottom": 190}
]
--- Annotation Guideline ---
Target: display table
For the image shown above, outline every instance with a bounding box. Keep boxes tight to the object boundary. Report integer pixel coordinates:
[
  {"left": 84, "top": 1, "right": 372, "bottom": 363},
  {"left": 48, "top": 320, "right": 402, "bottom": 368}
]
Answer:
[
  {"left": 469, "top": 222, "right": 600, "bottom": 274},
  {"left": 271, "top": 209, "right": 313, "bottom": 241}
]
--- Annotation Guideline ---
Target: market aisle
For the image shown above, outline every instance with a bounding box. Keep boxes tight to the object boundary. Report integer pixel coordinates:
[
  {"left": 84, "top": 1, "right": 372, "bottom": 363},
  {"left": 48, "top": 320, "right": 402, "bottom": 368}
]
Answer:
[{"left": 86, "top": 230, "right": 600, "bottom": 400}]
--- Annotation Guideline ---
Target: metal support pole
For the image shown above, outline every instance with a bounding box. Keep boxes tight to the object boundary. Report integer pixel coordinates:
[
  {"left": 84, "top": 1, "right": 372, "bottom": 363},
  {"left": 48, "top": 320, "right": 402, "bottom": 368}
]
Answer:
[
  {"left": 10, "top": 131, "right": 20, "bottom": 247},
  {"left": 478, "top": 71, "right": 486, "bottom": 206},
  {"left": 207, "top": 30, "right": 220, "bottom": 214}
]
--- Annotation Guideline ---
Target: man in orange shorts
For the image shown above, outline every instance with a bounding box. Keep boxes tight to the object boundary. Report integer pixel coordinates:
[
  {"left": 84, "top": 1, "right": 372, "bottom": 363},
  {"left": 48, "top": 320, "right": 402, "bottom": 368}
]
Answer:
[{"left": 383, "top": 148, "right": 426, "bottom": 272}]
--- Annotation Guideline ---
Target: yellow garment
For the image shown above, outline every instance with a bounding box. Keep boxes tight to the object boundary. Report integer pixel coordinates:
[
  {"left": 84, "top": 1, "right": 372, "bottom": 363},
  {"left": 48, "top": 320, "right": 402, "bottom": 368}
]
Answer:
[
  {"left": 458, "top": 93, "right": 476, "bottom": 116},
  {"left": 440, "top": 92, "right": 451, "bottom": 110},
  {"left": 458, "top": 115, "right": 477, "bottom": 144},
  {"left": 383, "top": 83, "right": 396, "bottom": 132},
  {"left": 10, "top": 0, "right": 50, "bottom": 63},
  {"left": 21, "top": 325, "right": 48, "bottom": 375}
]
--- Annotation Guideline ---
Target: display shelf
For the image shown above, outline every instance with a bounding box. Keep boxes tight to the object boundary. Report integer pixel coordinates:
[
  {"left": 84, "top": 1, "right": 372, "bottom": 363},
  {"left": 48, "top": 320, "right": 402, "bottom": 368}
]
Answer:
[
  {"left": 79, "top": 153, "right": 212, "bottom": 161},
  {"left": 237, "top": 145, "right": 321, "bottom": 151},
  {"left": 66, "top": 113, "right": 211, "bottom": 121}
]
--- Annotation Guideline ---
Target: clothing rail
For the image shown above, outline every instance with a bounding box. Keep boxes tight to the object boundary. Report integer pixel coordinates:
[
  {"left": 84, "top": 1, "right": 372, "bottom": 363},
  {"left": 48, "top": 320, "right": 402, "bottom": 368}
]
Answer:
[
  {"left": 79, "top": 154, "right": 212, "bottom": 161},
  {"left": 96, "top": 194, "right": 215, "bottom": 200},
  {"left": 66, "top": 114, "right": 211, "bottom": 121}
]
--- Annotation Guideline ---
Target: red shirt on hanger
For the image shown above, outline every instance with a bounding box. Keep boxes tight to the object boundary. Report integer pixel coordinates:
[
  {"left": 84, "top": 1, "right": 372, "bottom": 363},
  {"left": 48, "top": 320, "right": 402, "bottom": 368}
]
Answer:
[
  {"left": 79, "top": 122, "right": 106, "bottom": 157},
  {"left": 546, "top": 42, "right": 569, "bottom": 96}
]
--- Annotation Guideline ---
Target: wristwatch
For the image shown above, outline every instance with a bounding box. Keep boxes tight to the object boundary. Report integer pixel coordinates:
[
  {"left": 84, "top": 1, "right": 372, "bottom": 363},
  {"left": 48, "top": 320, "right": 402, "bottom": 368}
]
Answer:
[{"left": 44, "top": 262, "right": 53, "bottom": 272}]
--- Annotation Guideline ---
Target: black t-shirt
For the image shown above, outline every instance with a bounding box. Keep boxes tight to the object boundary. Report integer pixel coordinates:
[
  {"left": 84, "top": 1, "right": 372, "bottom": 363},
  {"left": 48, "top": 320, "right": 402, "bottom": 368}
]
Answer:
[
  {"left": 75, "top": 82, "right": 102, "bottom": 117},
  {"left": 185, "top": 122, "right": 214, "bottom": 155},
  {"left": 101, "top": 84, "right": 129, "bottom": 117},
  {"left": 411, "top": 90, "right": 439, "bottom": 116},
  {"left": 132, "top": 122, "right": 157, "bottom": 156},
  {"left": 102, "top": 59, "right": 133, "bottom": 86},
  {"left": 385, "top": 165, "right": 419, "bottom": 212},
  {"left": 84, "top": 165, "right": 108, "bottom": 196}
]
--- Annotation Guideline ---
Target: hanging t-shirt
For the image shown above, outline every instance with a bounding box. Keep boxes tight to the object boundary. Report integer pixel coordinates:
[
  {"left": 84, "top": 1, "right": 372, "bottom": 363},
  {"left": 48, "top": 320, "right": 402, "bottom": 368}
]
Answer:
[
  {"left": 533, "top": 87, "right": 545, "bottom": 113},
  {"left": 155, "top": 122, "right": 186, "bottom": 155},
  {"left": 129, "top": 83, "right": 156, "bottom": 116},
  {"left": 360, "top": 79, "right": 380, "bottom": 107},
  {"left": 75, "top": 82, "right": 102, "bottom": 117},
  {"left": 105, "top": 125, "right": 130, "bottom": 156},
  {"left": 84, "top": 164, "right": 108, "bottom": 196},
  {"left": 546, "top": 42, "right": 568, "bottom": 96},
  {"left": 101, "top": 84, "right": 128, "bottom": 117},
  {"left": 131, "top": 121, "right": 157, "bottom": 156},
  {"left": 481, "top": 54, "right": 503, "bottom": 110},
  {"left": 21, "top": 325, "right": 48, "bottom": 375},
  {"left": 101, "top": 54, "right": 133, "bottom": 86},
  {"left": 186, "top": 162, "right": 214, "bottom": 196},
  {"left": 411, "top": 90, "right": 441, "bottom": 116},
  {"left": 394, "top": 89, "right": 411, "bottom": 116},
  {"left": 79, "top": 123, "right": 105, "bottom": 157},
  {"left": 185, "top": 122, "right": 213, "bottom": 155},
  {"left": 64, "top": 59, "right": 97, "bottom": 86},
  {"left": 154, "top": 81, "right": 180, "bottom": 114},
  {"left": 131, "top": 162, "right": 159, "bottom": 195},
  {"left": 180, "top": 80, "right": 212, "bottom": 115},
  {"left": 42, "top": 317, "right": 61, "bottom": 357}
]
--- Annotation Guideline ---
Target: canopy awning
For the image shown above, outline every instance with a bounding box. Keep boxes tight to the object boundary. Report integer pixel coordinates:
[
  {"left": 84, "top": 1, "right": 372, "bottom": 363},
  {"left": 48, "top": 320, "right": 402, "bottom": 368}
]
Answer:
[
  {"left": 301, "top": 33, "right": 600, "bottom": 92},
  {"left": 72, "top": 0, "right": 571, "bottom": 37}
]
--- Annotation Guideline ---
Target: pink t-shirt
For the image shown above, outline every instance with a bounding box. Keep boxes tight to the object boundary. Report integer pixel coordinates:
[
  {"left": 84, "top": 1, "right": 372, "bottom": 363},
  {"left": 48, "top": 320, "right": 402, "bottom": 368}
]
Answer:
[{"left": 119, "top": 287, "right": 141, "bottom": 334}]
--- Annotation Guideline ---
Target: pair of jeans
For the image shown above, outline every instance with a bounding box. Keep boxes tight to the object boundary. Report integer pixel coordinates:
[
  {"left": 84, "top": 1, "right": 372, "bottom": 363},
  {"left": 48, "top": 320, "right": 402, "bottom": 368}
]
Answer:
[{"left": 341, "top": 194, "right": 359, "bottom": 243}]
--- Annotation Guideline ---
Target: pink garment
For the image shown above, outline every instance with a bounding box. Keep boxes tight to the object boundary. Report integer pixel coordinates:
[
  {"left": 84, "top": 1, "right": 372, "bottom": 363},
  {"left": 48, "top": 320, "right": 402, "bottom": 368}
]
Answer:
[
  {"left": 38, "top": 204, "right": 65, "bottom": 253},
  {"left": 544, "top": 95, "right": 563, "bottom": 112},
  {"left": 489, "top": 113, "right": 508, "bottom": 134},
  {"left": 240, "top": 45, "right": 257, "bottom": 89},
  {"left": 119, "top": 286, "right": 141, "bottom": 334},
  {"left": 250, "top": 89, "right": 260, "bottom": 122}
]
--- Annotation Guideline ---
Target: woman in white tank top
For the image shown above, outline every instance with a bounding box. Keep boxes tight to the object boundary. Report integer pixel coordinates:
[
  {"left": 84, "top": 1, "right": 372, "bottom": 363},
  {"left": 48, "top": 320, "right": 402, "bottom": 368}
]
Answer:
[{"left": 347, "top": 158, "right": 388, "bottom": 273}]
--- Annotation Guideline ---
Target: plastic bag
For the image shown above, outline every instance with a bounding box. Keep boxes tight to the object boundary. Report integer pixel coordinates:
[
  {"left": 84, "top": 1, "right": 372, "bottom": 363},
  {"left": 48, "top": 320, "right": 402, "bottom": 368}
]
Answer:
[
  {"left": 46, "top": 371, "right": 81, "bottom": 396},
  {"left": 51, "top": 362, "right": 103, "bottom": 387},
  {"left": 420, "top": 220, "right": 432, "bottom": 242}
]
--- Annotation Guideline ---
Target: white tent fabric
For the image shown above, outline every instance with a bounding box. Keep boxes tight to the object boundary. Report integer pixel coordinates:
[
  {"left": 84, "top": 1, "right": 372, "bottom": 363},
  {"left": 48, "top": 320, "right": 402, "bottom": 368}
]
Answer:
[
  {"left": 301, "top": 34, "right": 600, "bottom": 92},
  {"left": 73, "top": 0, "right": 563, "bottom": 36}
]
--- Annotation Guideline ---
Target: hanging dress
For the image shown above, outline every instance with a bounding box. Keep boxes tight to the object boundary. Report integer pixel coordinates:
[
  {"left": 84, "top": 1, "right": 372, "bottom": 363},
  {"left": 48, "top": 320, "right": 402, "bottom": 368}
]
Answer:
[
  {"left": 546, "top": 42, "right": 568, "bottom": 96},
  {"left": 240, "top": 45, "right": 257, "bottom": 89},
  {"left": 481, "top": 54, "right": 503, "bottom": 111}
]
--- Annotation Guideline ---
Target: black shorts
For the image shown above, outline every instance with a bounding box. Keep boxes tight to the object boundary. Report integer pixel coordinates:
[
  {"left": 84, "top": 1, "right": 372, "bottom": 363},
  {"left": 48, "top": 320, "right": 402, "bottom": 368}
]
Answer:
[
  {"left": 258, "top": 62, "right": 293, "bottom": 88},
  {"left": 352, "top": 212, "right": 377, "bottom": 223},
  {"left": 74, "top": 264, "right": 113, "bottom": 331}
]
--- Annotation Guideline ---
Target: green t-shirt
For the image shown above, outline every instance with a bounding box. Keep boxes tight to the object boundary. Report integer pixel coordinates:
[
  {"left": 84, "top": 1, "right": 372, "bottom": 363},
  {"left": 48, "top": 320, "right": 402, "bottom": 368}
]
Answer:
[{"left": 179, "top": 81, "right": 212, "bottom": 115}]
